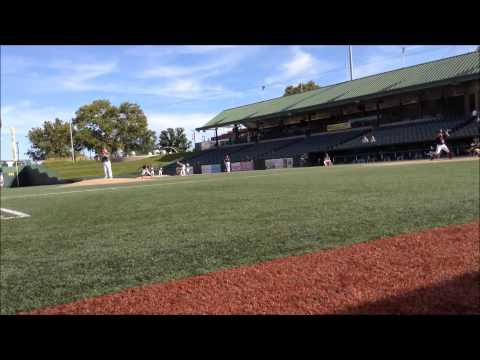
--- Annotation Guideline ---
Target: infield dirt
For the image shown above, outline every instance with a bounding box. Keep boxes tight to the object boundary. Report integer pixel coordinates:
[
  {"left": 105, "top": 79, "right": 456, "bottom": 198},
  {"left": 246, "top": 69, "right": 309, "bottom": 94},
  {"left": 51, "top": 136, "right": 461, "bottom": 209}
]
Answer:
[
  {"left": 27, "top": 221, "right": 479, "bottom": 315},
  {"left": 61, "top": 176, "right": 167, "bottom": 187}
]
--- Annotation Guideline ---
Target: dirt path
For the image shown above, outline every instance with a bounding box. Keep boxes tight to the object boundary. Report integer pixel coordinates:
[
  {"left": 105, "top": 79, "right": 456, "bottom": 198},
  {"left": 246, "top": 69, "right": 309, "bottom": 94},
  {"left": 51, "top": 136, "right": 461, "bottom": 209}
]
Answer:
[
  {"left": 61, "top": 176, "right": 167, "bottom": 187},
  {"left": 359, "top": 156, "right": 479, "bottom": 167},
  {"left": 27, "top": 221, "right": 479, "bottom": 315}
]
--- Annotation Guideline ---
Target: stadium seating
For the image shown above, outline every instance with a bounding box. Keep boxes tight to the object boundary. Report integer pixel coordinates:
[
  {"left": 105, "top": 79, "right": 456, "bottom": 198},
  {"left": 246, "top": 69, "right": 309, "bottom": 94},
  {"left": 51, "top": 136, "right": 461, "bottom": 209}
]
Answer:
[
  {"left": 163, "top": 116, "right": 476, "bottom": 174},
  {"left": 448, "top": 119, "right": 480, "bottom": 139},
  {"left": 230, "top": 137, "right": 303, "bottom": 161},
  {"left": 187, "top": 143, "right": 253, "bottom": 165},
  {"left": 268, "top": 128, "right": 368, "bottom": 158},
  {"left": 161, "top": 143, "right": 253, "bottom": 174},
  {"left": 335, "top": 117, "right": 466, "bottom": 150},
  {"left": 164, "top": 137, "right": 305, "bottom": 174}
]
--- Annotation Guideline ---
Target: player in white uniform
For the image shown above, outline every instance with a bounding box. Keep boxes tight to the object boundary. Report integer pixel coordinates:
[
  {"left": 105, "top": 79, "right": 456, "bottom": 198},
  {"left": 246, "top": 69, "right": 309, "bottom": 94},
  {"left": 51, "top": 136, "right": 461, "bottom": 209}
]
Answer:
[
  {"left": 224, "top": 154, "right": 231, "bottom": 173},
  {"left": 177, "top": 161, "right": 186, "bottom": 176},
  {"left": 141, "top": 164, "right": 152, "bottom": 177},
  {"left": 323, "top": 153, "right": 333, "bottom": 167},
  {"left": 101, "top": 147, "right": 113, "bottom": 178}
]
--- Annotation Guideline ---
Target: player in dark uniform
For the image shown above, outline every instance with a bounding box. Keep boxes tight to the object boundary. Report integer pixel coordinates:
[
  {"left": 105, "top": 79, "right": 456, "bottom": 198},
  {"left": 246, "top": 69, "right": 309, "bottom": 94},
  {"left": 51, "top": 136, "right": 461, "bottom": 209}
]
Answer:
[{"left": 433, "top": 129, "right": 452, "bottom": 160}]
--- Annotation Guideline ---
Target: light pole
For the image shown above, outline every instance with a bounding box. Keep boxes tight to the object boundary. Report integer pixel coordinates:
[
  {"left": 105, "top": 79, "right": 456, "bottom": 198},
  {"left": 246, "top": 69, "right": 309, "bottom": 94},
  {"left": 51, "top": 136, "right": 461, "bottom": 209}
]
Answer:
[
  {"left": 15, "top": 141, "right": 20, "bottom": 187},
  {"left": 348, "top": 45, "right": 353, "bottom": 81}
]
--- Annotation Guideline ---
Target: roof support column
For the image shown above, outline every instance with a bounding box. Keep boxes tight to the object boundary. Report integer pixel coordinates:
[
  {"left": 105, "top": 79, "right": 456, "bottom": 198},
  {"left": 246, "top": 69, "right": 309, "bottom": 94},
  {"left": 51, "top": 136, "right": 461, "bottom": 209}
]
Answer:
[
  {"left": 474, "top": 81, "right": 479, "bottom": 114},
  {"left": 418, "top": 92, "right": 423, "bottom": 119},
  {"left": 440, "top": 89, "right": 446, "bottom": 118},
  {"left": 464, "top": 87, "right": 471, "bottom": 120},
  {"left": 215, "top": 128, "right": 218, "bottom": 147},
  {"left": 376, "top": 101, "right": 381, "bottom": 127}
]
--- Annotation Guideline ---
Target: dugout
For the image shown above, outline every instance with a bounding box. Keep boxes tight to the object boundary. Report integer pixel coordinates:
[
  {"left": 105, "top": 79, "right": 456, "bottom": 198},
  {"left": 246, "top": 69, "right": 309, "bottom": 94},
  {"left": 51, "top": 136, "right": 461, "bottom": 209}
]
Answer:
[{"left": 1, "top": 165, "right": 76, "bottom": 188}]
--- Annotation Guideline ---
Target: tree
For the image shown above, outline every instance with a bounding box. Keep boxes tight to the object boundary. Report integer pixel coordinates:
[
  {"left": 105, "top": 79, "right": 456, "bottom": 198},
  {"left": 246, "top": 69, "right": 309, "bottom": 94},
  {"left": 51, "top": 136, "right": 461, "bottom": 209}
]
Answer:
[
  {"left": 72, "top": 100, "right": 156, "bottom": 155},
  {"left": 158, "top": 128, "right": 191, "bottom": 152},
  {"left": 283, "top": 80, "right": 321, "bottom": 96},
  {"left": 117, "top": 102, "right": 157, "bottom": 154},
  {"left": 27, "top": 118, "right": 73, "bottom": 160},
  {"left": 72, "top": 100, "right": 119, "bottom": 153}
]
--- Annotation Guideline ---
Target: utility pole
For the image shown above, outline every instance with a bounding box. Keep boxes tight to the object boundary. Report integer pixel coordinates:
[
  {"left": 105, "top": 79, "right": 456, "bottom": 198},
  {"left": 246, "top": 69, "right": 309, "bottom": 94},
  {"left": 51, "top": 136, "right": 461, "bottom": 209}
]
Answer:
[
  {"left": 69, "top": 120, "right": 75, "bottom": 163},
  {"left": 11, "top": 127, "right": 19, "bottom": 186},
  {"left": 402, "top": 46, "right": 406, "bottom": 66},
  {"left": 348, "top": 45, "right": 353, "bottom": 81}
]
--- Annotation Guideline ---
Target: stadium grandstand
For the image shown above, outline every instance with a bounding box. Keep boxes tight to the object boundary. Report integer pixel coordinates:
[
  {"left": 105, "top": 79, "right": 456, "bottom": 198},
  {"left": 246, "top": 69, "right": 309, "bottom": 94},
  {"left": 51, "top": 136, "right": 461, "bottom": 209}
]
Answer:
[{"left": 164, "top": 51, "right": 480, "bottom": 174}]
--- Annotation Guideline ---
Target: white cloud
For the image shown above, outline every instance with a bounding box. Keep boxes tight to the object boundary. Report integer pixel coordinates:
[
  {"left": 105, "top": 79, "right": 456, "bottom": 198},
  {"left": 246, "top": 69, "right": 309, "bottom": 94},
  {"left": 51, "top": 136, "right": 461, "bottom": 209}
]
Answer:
[
  {"left": 138, "top": 46, "right": 254, "bottom": 79},
  {"left": 1, "top": 101, "right": 76, "bottom": 159},
  {"left": 132, "top": 46, "right": 260, "bottom": 100},
  {"left": 145, "top": 79, "right": 239, "bottom": 100},
  {"left": 0, "top": 55, "right": 34, "bottom": 75},
  {"left": 0, "top": 101, "right": 74, "bottom": 135},
  {"left": 140, "top": 60, "right": 226, "bottom": 79},
  {"left": 283, "top": 48, "right": 316, "bottom": 76},
  {"left": 48, "top": 60, "right": 118, "bottom": 91},
  {"left": 265, "top": 46, "right": 337, "bottom": 86},
  {"left": 2, "top": 46, "right": 255, "bottom": 105},
  {"left": 124, "top": 45, "right": 239, "bottom": 58},
  {"left": 142, "top": 65, "right": 199, "bottom": 78}
]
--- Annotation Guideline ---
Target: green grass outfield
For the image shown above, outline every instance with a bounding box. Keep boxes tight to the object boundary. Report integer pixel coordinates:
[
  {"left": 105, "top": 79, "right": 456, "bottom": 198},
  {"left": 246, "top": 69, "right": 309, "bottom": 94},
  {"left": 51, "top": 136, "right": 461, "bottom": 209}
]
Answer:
[{"left": 1, "top": 159, "right": 479, "bottom": 314}]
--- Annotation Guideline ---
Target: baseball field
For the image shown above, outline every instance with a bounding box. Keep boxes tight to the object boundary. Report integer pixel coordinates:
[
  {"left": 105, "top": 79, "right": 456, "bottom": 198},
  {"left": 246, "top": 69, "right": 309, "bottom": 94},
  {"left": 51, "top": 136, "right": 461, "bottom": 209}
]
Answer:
[{"left": 1, "top": 158, "right": 479, "bottom": 314}]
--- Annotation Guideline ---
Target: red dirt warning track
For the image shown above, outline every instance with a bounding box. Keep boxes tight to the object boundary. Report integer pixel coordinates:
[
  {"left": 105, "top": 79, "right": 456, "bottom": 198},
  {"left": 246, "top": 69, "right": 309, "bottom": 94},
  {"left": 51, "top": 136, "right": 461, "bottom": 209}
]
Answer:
[{"left": 28, "top": 222, "right": 479, "bottom": 315}]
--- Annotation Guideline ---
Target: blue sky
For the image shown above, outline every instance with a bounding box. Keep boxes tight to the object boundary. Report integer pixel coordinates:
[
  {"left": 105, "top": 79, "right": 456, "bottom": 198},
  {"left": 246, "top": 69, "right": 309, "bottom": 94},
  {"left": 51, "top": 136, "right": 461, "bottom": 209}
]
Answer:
[{"left": 1, "top": 45, "right": 477, "bottom": 160}]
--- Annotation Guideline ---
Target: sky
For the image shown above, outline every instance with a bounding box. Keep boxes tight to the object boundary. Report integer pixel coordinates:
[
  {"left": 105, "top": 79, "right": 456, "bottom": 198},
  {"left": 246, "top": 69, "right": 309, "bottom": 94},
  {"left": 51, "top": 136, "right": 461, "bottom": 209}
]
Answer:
[{"left": 1, "top": 45, "right": 477, "bottom": 160}]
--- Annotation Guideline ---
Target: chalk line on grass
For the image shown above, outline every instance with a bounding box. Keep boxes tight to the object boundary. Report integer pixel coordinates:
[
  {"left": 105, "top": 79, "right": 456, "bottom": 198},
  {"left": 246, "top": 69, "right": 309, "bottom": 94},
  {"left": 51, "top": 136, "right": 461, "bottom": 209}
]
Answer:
[
  {"left": 2, "top": 157, "right": 477, "bottom": 201},
  {"left": 0, "top": 208, "right": 31, "bottom": 220},
  {"left": 0, "top": 172, "right": 290, "bottom": 200}
]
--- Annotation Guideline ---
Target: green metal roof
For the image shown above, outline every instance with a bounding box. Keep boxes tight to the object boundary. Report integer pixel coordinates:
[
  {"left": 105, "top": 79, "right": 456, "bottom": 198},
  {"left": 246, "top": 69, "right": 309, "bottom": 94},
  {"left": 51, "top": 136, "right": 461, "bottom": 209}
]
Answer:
[{"left": 198, "top": 51, "right": 480, "bottom": 130}]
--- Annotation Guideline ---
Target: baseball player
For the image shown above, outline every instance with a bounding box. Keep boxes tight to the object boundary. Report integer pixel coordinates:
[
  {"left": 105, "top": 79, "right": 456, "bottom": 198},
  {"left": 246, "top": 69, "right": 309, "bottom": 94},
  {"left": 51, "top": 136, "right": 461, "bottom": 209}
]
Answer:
[
  {"left": 426, "top": 145, "right": 436, "bottom": 160},
  {"left": 141, "top": 164, "right": 151, "bottom": 177},
  {"left": 323, "top": 153, "right": 333, "bottom": 167},
  {"left": 434, "top": 129, "right": 452, "bottom": 159},
  {"left": 224, "top": 154, "right": 231, "bottom": 173},
  {"left": 177, "top": 161, "right": 186, "bottom": 176},
  {"left": 468, "top": 137, "right": 480, "bottom": 157},
  {"left": 101, "top": 147, "right": 113, "bottom": 178}
]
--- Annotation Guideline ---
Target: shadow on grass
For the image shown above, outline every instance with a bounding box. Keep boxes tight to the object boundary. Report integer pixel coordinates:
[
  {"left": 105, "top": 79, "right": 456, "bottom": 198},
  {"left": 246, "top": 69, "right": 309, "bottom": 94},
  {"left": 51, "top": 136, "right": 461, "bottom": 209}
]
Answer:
[{"left": 339, "top": 272, "right": 480, "bottom": 315}]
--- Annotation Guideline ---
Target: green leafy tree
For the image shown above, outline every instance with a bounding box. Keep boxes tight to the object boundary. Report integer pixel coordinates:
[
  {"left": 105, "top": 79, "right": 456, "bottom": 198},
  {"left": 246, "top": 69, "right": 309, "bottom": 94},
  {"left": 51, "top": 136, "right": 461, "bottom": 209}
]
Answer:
[
  {"left": 158, "top": 127, "right": 191, "bottom": 152},
  {"left": 117, "top": 102, "right": 157, "bottom": 154},
  {"left": 283, "top": 80, "right": 321, "bottom": 96},
  {"left": 27, "top": 118, "right": 73, "bottom": 160},
  {"left": 72, "top": 100, "right": 156, "bottom": 155},
  {"left": 72, "top": 100, "right": 119, "bottom": 153}
]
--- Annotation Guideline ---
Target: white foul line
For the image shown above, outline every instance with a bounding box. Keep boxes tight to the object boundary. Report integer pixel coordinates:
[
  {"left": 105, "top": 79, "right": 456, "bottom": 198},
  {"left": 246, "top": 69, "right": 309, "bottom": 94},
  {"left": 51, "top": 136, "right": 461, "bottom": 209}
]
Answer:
[
  {"left": 1, "top": 207, "right": 31, "bottom": 219},
  {"left": 0, "top": 171, "right": 293, "bottom": 200}
]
